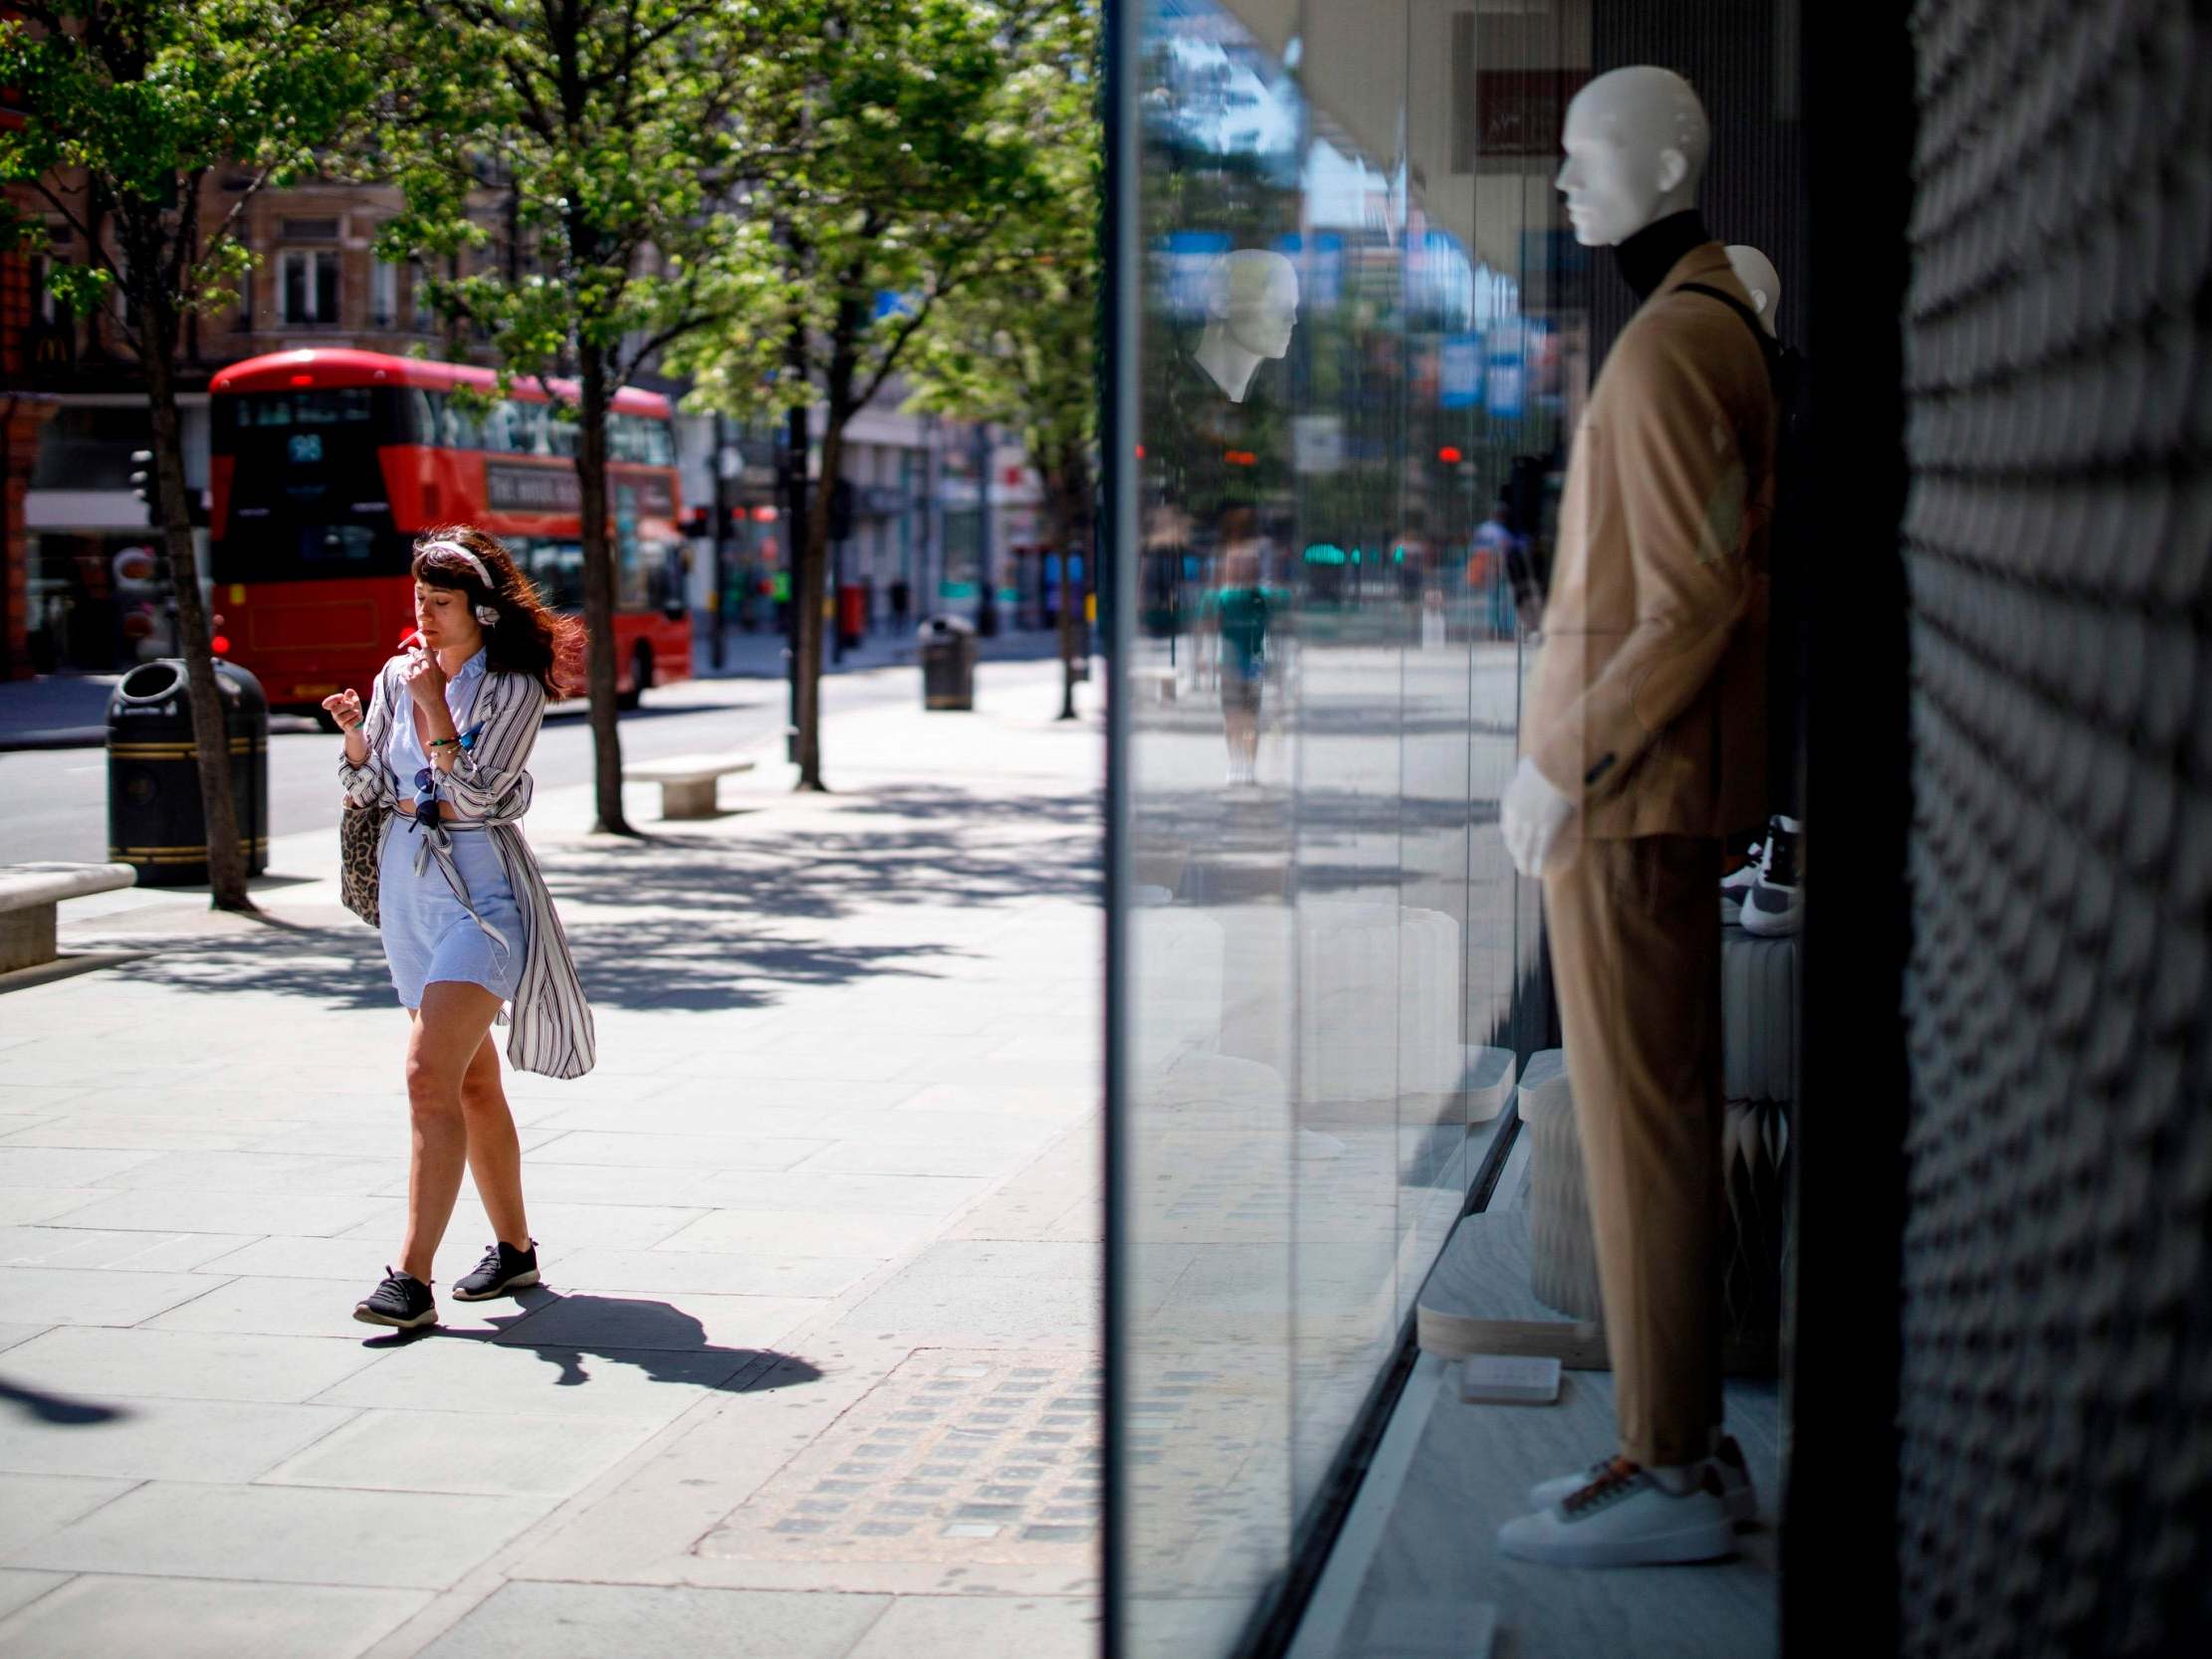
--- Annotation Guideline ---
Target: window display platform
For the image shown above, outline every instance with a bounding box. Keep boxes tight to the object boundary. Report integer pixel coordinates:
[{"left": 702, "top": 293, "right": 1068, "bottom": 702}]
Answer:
[
  {"left": 1297, "top": 1151, "right": 1783, "bottom": 1658},
  {"left": 1298, "top": 1354, "right": 1781, "bottom": 1659}
]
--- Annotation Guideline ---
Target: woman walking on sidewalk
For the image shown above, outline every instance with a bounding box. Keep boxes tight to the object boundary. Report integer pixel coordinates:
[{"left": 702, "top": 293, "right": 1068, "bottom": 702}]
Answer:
[{"left": 324, "top": 526, "right": 595, "bottom": 1330}]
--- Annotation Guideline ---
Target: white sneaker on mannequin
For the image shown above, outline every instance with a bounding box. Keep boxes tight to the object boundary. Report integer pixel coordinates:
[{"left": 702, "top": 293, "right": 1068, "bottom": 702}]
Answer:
[
  {"left": 1497, "top": 1458, "right": 1738, "bottom": 1568},
  {"left": 1529, "top": 1434, "right": 1758, "bottom": 1525}
]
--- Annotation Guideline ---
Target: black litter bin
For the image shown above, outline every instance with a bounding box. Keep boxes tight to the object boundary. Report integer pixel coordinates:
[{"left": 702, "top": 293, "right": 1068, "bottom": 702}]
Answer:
[
  {"left": 108, "top": 658, "right": 270, "bottom": 886},
  {"left": 918, "top": 615, "right": 978, "bottom": 711}
]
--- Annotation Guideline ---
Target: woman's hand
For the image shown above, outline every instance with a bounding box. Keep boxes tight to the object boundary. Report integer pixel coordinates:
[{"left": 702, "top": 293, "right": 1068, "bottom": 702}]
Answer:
[
  {"left": 322, "top": 689, "right": 364, "bottom": 733},
  {"left": 401, "top": 648, "right": 449, "bottom": 712}
]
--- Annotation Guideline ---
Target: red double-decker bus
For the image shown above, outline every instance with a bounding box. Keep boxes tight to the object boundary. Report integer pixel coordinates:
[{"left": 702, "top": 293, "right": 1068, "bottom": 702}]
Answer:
[{"left": 207, "top": 348, "right": 691, "bottom": 715}]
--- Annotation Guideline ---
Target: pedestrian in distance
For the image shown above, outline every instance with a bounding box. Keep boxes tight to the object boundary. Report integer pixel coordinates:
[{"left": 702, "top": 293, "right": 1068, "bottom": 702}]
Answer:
[{"left": 322, "top": 526, "right": 596, "bottom": 1330}]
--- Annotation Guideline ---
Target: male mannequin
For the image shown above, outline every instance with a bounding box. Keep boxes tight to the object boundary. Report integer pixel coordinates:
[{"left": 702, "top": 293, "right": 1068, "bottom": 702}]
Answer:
[
  {"left": 1193, "top": 249, "right": 1299, "bottom": 403},
  {"left": 1496, "top": 66, "right": 1777, "bottom": 1568}
]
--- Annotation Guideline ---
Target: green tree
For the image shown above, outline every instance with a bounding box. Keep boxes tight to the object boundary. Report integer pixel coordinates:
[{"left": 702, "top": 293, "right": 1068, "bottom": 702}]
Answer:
[
  {"left": 905, "top": 2, "right": 1099, "bottom": 721},
  {"left": 0, "top": 0, "right": 380, "bottom": 910},
  {"left": 676, "top": 0, "right": 1075, "bottom": 789},
  {"left": 371, "top": 0, "right": 788, "bottom": 834}
]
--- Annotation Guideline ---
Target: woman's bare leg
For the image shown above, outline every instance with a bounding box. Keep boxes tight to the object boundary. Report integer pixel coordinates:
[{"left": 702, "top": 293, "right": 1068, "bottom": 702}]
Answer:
[
  {"left": 398, "top": 981, "right": 504, "bottom": 1285},
  {"left": 459, "top": 1032, "right": 531, "bottom": 1249}
]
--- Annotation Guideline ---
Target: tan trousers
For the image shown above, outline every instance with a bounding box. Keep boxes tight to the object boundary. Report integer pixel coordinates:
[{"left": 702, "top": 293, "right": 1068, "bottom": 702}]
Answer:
[{"left": 1543, "top": 834, "right": 1724, "bottom": 1468}]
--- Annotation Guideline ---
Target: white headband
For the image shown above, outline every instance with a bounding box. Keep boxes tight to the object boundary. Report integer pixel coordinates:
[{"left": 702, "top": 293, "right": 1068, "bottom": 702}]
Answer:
[{"left": 418, "top": 540, "right": 496, "bottom": 590}]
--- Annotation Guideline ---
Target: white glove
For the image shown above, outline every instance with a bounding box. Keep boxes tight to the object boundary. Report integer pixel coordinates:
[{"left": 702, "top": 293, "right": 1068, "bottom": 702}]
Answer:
[{"left": 1501, "top": 754, "right": 1575, "bottom": 878}]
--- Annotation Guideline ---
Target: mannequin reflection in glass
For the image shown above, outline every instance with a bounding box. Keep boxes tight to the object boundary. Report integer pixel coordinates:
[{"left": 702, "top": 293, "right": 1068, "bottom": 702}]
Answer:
[
  {"left": 1202, "top": 509, "right": 1272, "bottom": 787},
  {"left": 1194, "top": 250, "right": 1299, "bottom": 404}
]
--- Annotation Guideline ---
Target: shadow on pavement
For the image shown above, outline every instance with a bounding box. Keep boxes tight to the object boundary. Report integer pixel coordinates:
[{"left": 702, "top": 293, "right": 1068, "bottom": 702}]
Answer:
[
  {"left": 363, "top": 1290, "right": 826, "bottom": 1395},
  {"left": 79, "top": 779, "right": 1099, "bottom": 1015},
  {"left": 0, "top": 1377, "right": 130, "bottom": 1426}
]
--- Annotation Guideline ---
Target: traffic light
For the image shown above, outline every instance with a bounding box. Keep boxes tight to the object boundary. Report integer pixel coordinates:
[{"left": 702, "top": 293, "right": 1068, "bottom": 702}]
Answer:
[{"left": 128, "top": 449, "right": 162, "bottom": 527}]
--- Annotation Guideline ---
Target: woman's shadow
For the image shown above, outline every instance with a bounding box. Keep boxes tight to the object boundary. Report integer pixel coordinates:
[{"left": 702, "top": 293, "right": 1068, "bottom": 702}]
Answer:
[{"left": 365, "top": 1289, "right": 824, "bottom": 1394}]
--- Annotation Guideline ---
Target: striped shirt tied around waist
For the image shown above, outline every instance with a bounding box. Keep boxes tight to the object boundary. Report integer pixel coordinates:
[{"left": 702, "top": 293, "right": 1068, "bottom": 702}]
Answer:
[{"left": 338, "top": 655, "right": 596, "bottom": 1079}]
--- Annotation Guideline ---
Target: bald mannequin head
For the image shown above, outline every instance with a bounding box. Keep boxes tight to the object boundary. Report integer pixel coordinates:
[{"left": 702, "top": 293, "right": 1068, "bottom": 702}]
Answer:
[
  {"left": 1555, "top": 67, "right": 1711, "bottom": 248},
  {"left": 1725, "top": 245, "right": 1781, "bottom": 334}
]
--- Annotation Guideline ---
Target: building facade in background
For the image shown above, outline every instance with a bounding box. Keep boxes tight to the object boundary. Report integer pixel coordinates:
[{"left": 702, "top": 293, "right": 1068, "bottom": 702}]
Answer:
[{"left": 1, "top": 170, "right": 1040, "bottom": 680}]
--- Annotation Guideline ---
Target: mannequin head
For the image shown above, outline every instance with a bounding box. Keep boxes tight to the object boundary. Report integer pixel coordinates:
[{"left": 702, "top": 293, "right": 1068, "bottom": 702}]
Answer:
[
  {"left": 1554, "top": 67, "right": 1710, "bottom": 247},
  {"left": 1725, "top": 244, "right": 1781, "bottom": 334},
  {"left": 1195, "top": 249, "right": 1299, "bottom": 402}
]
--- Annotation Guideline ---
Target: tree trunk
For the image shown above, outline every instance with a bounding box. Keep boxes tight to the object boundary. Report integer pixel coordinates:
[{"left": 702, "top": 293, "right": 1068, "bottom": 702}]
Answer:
[
  {"left": 793, "top": 410, "right": 842, "bottom": 791},
  {"left": 575, "top": 343, "right": 632, "bottom": 834},
  {"left": 140, "top": 323, "right": 253, "bottom": 911}
]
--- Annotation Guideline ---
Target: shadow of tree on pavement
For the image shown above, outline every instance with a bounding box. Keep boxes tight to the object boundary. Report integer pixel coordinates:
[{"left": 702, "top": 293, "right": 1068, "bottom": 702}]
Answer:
[{"left": 76, "top": 779, "right": 1101, "bottom": 1015}]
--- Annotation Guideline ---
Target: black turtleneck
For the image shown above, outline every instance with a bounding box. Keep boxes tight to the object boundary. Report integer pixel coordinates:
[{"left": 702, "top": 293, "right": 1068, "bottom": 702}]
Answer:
[{"left": 1615, "top": 209, "right": 1712, "bottom": 302}]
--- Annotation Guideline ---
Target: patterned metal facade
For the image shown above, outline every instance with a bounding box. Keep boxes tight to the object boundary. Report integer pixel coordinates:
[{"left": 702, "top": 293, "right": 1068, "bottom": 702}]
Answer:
[{"left": 1899, "top": 0, "right": 2212, "bottom": 1651}]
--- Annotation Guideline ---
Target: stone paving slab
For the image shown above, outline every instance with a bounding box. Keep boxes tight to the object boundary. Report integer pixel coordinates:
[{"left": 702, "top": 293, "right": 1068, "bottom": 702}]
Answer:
[
  {"left": 0, "top": 1575, "right": 430, "bottom": 1659},
  {"left": 308, "top": 1328, "right": 777, "bottom": 1421},
  {"left": 0, "top": 1326, "right": 383, "bottom": 1404},
  {"left": 0, "top": 1569, "right": 68, "bottom": 1625},
  {"left": 52, "top": 1189, "right": 394, "bottom": 1238},
  {"left": 10, "top": 1483, "right": 553, "bottom": 1588},
  {"left": 260, "top": 1407, "right": 665, "bottom": 1500},
  {"left": 333, "top": 1198, "right": 710, "bottom": 1253},
  {"left": 0, "top": 1224, "right": 259, "bottom": 1273},
  {"left": 413, "top": 1582, "right": 891, "bottom": 1659},
  {"left": 844, "top": 1593, "right": 1099, "bottom": 1659},
  {"left": 0, "top": 1395, "right": 352, "bottom": 1482},
  {"left": 0, "top": 1264, "right": 223, "bottom": 1328},
  {"left": 0, "top": 1476, "right": 134, "bottom": 1558},
  {"left": 549, "top": 1246, "right": 884, "bottom": 1300},
  {"left": 140, "top": 1276, "right": 513, "bottom": 1341}
]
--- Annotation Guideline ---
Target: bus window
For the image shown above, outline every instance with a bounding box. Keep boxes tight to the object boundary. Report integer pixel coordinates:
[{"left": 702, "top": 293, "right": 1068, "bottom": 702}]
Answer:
[
  {"left": 436, "top": 396, "right": 484, "bottom": 450},
  {"left": 518, "top": 537, "right": 586, "bottom": 611},
  {"left": 299, "top": 523, "right": 382, "bottom": 565},
  {"left": 548, "top": 405, "right": 579, "bottom": 459},
  {"left": 396, "top": 388, "right": 438, "bottom": 445},
  {"left": 482, "top": 402, "right": 521, "bottom": 454},
  {"left": 233, "top": 389, "right": 374, "bottom": 428}
]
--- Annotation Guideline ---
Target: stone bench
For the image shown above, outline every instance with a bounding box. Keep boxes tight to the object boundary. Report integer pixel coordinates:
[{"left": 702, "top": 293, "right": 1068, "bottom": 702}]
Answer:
[
  {"left": 622, "top": 753, "right": 759, "bottom": 820},
  {"left": 0, "top": 863, "right": 136, "bottom": 973},
  {"left": 1131, "top": 665, "right": 1178, "bottom": 704}
]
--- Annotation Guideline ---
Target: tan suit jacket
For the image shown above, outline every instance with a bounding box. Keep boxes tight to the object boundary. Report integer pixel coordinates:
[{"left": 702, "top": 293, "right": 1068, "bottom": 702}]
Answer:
[{"left": 1526, "top": 243, "right": 1776, "bottom": 840}]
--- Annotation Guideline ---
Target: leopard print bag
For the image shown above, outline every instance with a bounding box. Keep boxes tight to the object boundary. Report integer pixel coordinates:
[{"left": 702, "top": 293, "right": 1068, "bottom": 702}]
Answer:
[{"left": 339, "top": 802, "right": 382, "bottom": 927}]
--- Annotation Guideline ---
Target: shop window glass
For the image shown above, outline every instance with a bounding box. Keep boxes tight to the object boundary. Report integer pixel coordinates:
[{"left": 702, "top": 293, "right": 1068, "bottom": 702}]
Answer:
[{"left": 1114, "top": 2, "right": 1572, "bottom": 1650}]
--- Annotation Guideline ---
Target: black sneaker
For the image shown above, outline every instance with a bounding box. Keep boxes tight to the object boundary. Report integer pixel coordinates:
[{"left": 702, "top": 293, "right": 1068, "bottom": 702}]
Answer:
[
  {"left": 354, "top": 1267, "right": 437, "bottom": 1330},
  {"left": 451, "top": 1239, "right": 541, "bottom": 1302}
]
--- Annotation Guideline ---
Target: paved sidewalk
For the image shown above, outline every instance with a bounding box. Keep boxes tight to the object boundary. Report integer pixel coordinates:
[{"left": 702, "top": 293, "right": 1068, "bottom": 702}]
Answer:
[{"left": 0, "top": 661, "right": 1105, "bottom": 1657}]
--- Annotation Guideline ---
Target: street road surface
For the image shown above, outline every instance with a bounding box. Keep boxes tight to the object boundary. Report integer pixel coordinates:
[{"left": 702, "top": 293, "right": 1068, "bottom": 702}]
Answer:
[{"left": 0, "top": 669, "right": 920, "bottom": 867}]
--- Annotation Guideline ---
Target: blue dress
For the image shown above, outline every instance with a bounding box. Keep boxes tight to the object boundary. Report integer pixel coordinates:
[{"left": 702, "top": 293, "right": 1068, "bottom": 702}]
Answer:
[{"left": 375, "top": 650, "right": 524, "bottom": 1010}]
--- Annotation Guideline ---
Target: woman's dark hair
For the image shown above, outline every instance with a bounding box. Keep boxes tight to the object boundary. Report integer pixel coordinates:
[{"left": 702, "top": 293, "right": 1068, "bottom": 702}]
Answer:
[{"left": 410, "top": 525, "right": 580, "bottom": 696}]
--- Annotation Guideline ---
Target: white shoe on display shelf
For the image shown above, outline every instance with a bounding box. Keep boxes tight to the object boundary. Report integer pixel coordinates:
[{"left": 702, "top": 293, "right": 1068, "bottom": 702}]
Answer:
[
  {"left": 1719, "top": 834, "right": 1765, "bottom": 924},
  {"left": 1741, "top": 813, "right": 1802, "bottom": 936}
]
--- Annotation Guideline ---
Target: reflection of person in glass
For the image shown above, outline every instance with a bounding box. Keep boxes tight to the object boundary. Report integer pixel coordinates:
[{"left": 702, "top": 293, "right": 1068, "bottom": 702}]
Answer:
[
  {"left": 1203, "top": 509, "right": 1271, "bottom": 785},
  {"left": 1497, "top": 65, "right": 1777, "bottom": 1569},
  {"left": 1194, "top": 249, "right": 1299, "bottom": 404}
]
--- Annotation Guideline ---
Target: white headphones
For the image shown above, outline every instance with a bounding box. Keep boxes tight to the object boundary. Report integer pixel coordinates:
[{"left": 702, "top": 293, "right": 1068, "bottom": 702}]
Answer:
[{"left": 419, "top": 539, "right": 503, "bottom": 628}]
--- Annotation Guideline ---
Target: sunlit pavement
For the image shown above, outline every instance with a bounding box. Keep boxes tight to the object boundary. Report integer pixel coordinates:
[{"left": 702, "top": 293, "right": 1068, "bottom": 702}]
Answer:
[{"left": 0, "top": 658, "right": 1103, "bottom": 1657}]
